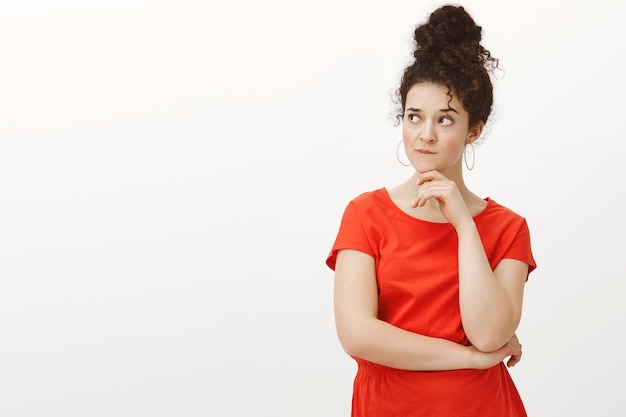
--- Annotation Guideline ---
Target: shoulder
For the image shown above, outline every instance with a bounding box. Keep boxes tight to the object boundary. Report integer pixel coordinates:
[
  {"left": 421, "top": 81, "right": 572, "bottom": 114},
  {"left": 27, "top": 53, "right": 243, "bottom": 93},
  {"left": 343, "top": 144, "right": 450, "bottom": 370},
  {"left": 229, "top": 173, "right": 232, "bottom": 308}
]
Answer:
[
  {"left": 338, "top": 188, "right": 392, "bottom": 231},
  {"left": 349, "top": 188, "right": 386, "bottom": 203},
  {"left": 477, "top": 198, "right": 533, "bottom": 243},
  {"left": 327, "top": 189, "right": 387, "bottom": 269},
  {"left": 476, "top": 198, "right": 532, "bottom": 239},
  {"left": 480, "top": 198, "right": 537, "bottom": 273},
  {"left": 339, "top": 188, "right": 390, "bottom": 217},
  {"left": 481, "top": 198, "right": 527, "bottom": 224}
]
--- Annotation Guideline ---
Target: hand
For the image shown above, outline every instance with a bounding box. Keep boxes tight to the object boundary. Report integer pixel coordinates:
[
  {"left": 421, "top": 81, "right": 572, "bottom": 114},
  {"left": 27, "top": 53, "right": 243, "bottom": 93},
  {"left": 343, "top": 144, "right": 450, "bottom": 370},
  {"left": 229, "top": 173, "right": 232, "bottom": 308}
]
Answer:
[
  {"left": 410, "top": 170, "right": 472, "bottom": 228},
  {"left": 470, "top": 333, "right": 523, "bottom": 370},
  {"left": 504, "top": 333, "right": 523, "bottom": 368}
]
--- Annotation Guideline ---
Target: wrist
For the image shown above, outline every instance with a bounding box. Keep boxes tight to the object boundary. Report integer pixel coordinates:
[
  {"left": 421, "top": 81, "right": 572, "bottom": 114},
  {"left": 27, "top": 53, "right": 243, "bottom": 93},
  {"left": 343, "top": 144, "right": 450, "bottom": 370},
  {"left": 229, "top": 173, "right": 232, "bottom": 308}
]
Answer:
[
  {"left": 466, "top": 345, "right": 492, "bottom": 370},
  {"left": 454, "top": 217, "right": 477, "bottom": 235},
  {"left": 466, "top": 345, "right": 480, "bottom": 369}
]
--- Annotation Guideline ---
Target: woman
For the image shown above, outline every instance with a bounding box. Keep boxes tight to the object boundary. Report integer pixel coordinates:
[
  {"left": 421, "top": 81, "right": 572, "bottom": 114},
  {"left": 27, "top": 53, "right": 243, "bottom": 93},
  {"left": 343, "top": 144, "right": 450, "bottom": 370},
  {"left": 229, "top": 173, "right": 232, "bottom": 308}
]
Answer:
[{"left": 326, "top": 5, "right": 536, "bottom": 416}]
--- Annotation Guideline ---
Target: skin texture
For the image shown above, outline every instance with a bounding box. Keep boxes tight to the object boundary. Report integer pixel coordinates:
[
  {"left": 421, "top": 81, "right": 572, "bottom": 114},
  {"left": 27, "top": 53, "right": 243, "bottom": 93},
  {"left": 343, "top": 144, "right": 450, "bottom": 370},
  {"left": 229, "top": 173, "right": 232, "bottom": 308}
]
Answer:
[{"left": 333, "top": 82, "right": 529, "bottom": 371}]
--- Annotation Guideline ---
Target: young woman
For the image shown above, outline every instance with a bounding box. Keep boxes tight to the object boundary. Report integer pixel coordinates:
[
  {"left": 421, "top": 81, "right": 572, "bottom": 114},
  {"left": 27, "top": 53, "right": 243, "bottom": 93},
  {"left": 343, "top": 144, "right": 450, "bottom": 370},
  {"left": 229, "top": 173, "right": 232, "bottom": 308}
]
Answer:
[{"left": 326, "top": 5, "right": 536, "bottom": 416}]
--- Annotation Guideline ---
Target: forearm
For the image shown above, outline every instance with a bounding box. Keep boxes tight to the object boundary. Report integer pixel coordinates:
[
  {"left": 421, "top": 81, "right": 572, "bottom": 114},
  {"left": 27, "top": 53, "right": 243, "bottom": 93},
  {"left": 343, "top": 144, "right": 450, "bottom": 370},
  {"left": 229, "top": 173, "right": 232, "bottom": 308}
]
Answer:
[
  {"left": 337, "top": 317, "right": 475, "bottom": 371},
  {"left": 456, "top": 222, "right": 518, "bottom": 351},
  {"left": 333, "top": 248, "right": 504, "bottom": 371}
]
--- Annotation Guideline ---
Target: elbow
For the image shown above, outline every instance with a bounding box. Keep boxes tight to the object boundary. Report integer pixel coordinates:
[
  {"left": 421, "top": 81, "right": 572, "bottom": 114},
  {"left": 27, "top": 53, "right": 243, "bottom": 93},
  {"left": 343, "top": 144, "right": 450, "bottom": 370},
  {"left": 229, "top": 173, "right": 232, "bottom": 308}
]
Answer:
[
  {"left": 464, "top": 313, "right": 520, "bottom": 352},
  {"left": 336, "top": 320, "right": 372, "bottom": 358},
  {"left": 336, "top": 328, "right": 363, "bottom": 357},
  {"left": 466, "top": 327, "right": 517, "bottom": 352},
  {"left": 339, "top": 339, "right": 360, "bottom": 358},
  {"left": 471, "top": 337, "right": 505, "bottom": 353}
]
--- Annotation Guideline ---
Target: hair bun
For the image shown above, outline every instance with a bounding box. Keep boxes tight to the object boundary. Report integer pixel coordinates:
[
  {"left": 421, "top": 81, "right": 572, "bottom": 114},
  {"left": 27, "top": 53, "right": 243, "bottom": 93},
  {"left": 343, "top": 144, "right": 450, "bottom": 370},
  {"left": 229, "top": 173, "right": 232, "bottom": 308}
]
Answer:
[{"left": 413, "top": 5, "right": 483, "bottom": 64}]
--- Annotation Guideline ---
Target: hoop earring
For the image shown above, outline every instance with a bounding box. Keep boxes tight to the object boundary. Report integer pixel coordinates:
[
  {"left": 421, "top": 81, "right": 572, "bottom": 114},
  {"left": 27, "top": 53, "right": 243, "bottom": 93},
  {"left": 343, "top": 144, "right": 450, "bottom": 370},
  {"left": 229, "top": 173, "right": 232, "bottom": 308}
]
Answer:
[
  {"left": 463, "top": 142, "right": 475, "bottom": 171},
  {"left": 396, "top": 140, "right": 411, "bottom": 167}
]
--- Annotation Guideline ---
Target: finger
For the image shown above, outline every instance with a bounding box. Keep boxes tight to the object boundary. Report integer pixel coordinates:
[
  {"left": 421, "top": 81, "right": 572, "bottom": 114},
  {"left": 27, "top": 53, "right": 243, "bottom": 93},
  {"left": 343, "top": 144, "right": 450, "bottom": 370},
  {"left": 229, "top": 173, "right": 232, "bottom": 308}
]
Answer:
[
  {"left": 416, "top": 170, "right": 443, "bottom": 185},
  {"left": 412, "top": 184, "right": 454, "bottom": 207},
  {"left": 411, "top": 193, "right": 434, "bottom": 208},
  {"left": 506, "top": 341, "right": 522, "bottom": 367},
  {"left": 412, "top": 187, "right": 440, "bottom": 207},
  {"left": 508, "top": 340, "right": 521, "bottom": 350},
  {"left": 507, "top": 351, "right": 522, "bottom": 367}
]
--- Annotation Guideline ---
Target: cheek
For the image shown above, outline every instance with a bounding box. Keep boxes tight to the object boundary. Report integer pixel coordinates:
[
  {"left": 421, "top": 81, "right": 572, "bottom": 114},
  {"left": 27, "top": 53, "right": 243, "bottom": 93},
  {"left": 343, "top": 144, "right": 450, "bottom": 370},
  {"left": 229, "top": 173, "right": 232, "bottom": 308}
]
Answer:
[
  {"left": 401, "top": 124, "right": 413, "bottom": 143},
  {"left": 448, "top": 142, "right": 466, "bottom": 159},
  {"left": 439, "top": 137, "right": 465, "bottom": 157}
]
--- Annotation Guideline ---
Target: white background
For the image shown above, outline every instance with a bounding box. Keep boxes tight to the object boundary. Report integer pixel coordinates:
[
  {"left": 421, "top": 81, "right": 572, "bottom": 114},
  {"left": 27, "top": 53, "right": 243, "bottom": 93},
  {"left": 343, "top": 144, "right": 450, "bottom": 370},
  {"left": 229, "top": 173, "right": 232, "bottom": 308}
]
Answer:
[{"left": 1, "top": 0, "right": 624, "bottom": 415}]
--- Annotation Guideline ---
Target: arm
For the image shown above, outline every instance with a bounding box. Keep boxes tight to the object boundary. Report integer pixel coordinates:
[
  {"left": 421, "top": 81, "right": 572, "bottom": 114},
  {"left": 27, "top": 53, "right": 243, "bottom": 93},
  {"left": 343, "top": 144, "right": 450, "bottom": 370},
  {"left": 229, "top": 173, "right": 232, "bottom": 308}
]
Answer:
[
  {"left": 333, "top": 248, "right": 520, "bottom": 370},
  {"left": 412, "top": 170, "right": 529, "bottom": 352},
  {"left": 456, "top": 222, "right": 529, "bottom": 352}
]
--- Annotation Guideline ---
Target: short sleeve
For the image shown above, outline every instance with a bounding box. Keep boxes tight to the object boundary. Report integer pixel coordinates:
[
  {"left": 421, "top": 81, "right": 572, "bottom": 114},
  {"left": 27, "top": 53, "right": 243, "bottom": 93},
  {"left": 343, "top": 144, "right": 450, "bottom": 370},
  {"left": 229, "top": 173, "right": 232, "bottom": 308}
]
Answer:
[
  {"left": 325, "top": 201, "right": 376, "bottom": 271},
  {"left": 503, "top": 219, "right": 537, "bottom": 278}
]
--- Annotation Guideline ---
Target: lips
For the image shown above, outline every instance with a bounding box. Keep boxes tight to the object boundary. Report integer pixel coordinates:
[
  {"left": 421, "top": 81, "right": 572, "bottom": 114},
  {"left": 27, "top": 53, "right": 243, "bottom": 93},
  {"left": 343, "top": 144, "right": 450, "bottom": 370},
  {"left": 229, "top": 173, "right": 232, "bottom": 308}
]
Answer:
[{"left": 416, "top": 149, "right": 435, "bottom": 154}]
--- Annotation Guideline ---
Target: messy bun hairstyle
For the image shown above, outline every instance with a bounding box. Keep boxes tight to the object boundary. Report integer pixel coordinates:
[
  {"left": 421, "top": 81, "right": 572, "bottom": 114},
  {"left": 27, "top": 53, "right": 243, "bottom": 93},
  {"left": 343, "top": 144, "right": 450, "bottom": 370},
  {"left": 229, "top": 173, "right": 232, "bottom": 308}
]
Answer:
[{"left": 395, "top": 5, "right": 499, "bottom": 129}]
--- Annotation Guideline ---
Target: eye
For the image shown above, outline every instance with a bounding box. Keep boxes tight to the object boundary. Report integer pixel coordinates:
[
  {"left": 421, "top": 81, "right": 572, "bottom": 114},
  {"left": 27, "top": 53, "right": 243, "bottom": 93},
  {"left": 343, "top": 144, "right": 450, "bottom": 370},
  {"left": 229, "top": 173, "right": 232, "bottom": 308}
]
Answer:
[
  {"left": 439, "top": 115, "right": 453, "bottom": 126},
  {"left": 406, "top": 114, "right": 421, "bottom": 123}
]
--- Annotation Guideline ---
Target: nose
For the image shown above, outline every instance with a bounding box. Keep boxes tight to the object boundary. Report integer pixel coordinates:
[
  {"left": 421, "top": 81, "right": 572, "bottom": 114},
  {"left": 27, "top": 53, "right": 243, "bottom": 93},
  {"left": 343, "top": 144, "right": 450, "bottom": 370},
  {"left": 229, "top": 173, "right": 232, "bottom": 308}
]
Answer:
[{"left": 419, "top": 121, "right": 436, "bottom": 143}]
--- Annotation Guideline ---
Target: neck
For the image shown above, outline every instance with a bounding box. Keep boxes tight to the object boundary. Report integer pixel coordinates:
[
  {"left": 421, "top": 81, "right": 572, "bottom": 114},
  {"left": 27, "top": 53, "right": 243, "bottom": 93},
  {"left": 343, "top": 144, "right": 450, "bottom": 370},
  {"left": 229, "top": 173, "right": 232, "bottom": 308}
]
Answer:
[{"left": 409, "top": 169, "right": 473, "bottom": 199}]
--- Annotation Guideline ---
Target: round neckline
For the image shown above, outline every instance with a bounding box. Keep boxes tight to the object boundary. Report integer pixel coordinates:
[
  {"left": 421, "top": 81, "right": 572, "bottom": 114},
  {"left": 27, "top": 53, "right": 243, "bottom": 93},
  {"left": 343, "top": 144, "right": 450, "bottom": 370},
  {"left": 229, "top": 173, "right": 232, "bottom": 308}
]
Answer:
[{"left": 380, "top": 187, "right": 493, "bottom": 225}]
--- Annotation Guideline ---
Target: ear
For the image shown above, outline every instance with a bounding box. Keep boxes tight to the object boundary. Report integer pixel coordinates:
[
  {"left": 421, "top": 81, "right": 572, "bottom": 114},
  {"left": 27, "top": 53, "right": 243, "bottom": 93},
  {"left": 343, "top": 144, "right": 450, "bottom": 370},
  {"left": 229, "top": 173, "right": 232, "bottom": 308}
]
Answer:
[{"left": 466, "top": 121, "right": 484, "bottom": 144}]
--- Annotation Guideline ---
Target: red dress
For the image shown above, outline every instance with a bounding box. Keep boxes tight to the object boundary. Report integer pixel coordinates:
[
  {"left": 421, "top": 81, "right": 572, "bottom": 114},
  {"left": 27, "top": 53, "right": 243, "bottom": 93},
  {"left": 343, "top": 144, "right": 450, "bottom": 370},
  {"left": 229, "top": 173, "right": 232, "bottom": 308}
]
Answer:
[{"left": 326, "top": 189, "right": 536, "bottom": 417}]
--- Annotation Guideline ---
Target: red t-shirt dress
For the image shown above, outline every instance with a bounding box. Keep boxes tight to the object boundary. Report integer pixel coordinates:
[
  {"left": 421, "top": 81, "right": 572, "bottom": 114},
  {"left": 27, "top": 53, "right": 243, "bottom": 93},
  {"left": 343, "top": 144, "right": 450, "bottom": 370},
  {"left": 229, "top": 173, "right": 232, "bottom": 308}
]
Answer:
[{"left": 326, "top": 188, "right": 536, "bottom": 417}]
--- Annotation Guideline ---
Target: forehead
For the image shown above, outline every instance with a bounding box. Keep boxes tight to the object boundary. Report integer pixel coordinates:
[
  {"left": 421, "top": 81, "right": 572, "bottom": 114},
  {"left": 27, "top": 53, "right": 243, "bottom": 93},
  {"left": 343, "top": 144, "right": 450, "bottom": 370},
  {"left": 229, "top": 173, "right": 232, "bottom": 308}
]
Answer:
[{"left": 405, "top": 82, "right": 464, "bottom": 110}]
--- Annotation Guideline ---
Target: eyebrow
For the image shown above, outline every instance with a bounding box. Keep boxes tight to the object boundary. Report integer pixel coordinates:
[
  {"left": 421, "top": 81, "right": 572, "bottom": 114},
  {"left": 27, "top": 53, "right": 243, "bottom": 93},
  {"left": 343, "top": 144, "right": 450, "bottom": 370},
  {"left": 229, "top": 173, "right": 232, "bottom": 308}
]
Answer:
[{"left": 405, "top": 107, "right": 459, "bottom": 114}]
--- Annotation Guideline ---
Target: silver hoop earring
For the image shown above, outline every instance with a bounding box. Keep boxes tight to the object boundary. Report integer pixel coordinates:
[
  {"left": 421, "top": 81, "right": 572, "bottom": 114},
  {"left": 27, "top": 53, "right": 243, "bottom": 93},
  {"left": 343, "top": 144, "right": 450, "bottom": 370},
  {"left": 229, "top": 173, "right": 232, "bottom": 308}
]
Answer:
[
  {"left": 463, "top": 142, "right": 475, "bottom": 171},
  {"left": 396, "top": 140, "right": 411, "bottom": 167}
]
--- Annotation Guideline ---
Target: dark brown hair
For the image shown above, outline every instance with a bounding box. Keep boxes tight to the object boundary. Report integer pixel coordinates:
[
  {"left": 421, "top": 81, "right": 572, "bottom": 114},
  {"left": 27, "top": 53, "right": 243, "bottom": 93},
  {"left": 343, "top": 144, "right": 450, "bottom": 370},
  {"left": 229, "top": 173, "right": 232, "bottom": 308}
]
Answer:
[{"left": 395, "top": 5, "right": 499, "bottom": 128}]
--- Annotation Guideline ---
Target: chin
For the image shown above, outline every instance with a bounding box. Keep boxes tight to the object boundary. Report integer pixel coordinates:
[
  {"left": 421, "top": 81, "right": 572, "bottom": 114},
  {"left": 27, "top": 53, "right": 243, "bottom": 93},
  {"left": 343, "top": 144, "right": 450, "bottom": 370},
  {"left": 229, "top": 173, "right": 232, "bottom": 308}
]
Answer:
[{"left": 414, "top": 164, "right": 437, "bottom": 173}]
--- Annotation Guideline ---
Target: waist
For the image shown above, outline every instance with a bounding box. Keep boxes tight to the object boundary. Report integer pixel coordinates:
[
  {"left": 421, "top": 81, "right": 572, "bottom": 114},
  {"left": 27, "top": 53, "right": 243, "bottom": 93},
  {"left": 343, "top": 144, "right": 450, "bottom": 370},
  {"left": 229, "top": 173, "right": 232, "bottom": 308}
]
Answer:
[{"left": 351, "top": 359, "right": 525, "bottom": 416}]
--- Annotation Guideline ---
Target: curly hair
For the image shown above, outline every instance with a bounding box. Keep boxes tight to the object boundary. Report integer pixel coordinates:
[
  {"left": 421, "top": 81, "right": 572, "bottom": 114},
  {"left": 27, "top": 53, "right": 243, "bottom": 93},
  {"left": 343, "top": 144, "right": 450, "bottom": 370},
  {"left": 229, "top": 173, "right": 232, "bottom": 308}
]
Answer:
[{"left": 395, "top": 5, "right": 499, "bottom": 128}]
